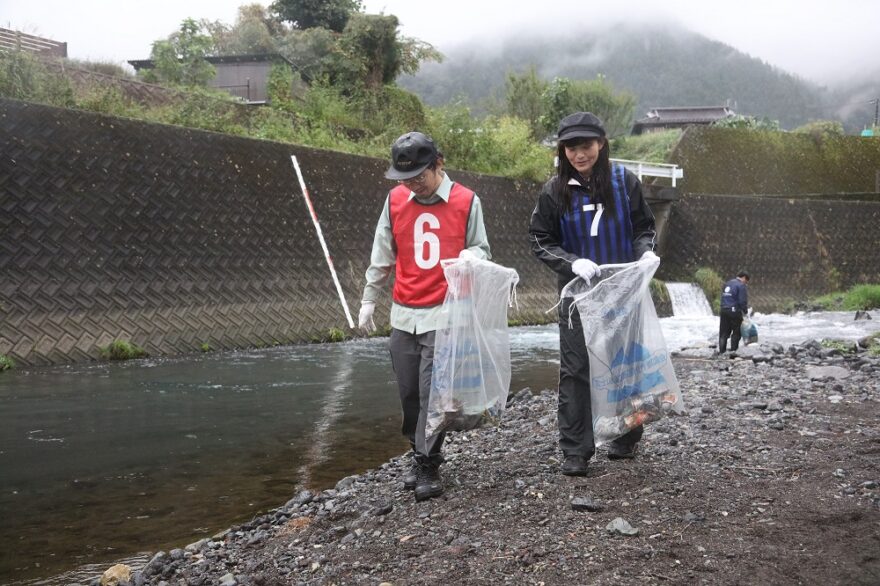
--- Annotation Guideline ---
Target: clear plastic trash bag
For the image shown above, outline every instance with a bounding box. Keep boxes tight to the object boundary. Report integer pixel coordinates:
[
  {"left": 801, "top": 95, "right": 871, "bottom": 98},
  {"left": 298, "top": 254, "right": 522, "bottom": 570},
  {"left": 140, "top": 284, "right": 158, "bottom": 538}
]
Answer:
[
  {"left": 741, "top": 316, "right": 759, "bottom": 345},
  {"left": 561, "top": 256, "right": 685, "bottom": 446},
  {"left": 426, "top": 257, "right": 520, "bottom": 438}
]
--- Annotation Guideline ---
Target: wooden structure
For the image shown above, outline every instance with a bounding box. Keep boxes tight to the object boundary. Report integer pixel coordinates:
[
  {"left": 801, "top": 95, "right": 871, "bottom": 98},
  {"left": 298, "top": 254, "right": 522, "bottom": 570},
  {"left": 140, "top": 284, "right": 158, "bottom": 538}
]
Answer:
[
  {"left": 128, "top": 54, "right": 291, "bottom": 104},
  {"left": 0, "top": 27, "right": 67, "bottom": 57}
]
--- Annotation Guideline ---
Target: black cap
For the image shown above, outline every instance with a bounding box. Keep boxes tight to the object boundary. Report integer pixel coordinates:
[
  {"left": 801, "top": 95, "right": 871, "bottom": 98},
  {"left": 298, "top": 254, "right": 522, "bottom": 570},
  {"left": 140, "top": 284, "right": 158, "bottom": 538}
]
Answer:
[
  {"left": 385, "top": 132, "right": 438, "bottom": 180},
  {"left": 557, "top": 112, "right": 606, "bottom": 142}
]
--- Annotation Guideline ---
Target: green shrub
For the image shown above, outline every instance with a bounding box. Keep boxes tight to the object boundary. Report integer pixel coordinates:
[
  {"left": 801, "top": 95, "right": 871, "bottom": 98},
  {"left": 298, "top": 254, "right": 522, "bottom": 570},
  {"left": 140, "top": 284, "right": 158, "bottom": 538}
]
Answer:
[
  {"left": 99, "top": 340, "right": 148, "bottom": 360},
  {"left": 693, "top": 267, "right": 723, "bottom": 314},
  {"left": 0, "top": 355, "right": 14, "bottom": 371},
  {"left": 200, "top": 342, "right": 213, "bottom": 352},
  {"left": 843, "top": 284, "right": 880, "bottom": 310},
  {"left": 611, "top": 130, "right": 682, "bottom": 164},
  {"left": 812, "top": 292, "right": 846, "bottom": 310},
  {"left": 426, "top": 104, "right": 553, "bottom": 181},
  {"left": 792, "top": 120, "right": 845, "bottom": 145},
  {"left": 810, "top": 284, "right": 880, "bottom": 311},
  {"left": 0, "top": 49, "right": 75, "bottom": 107},
  {"left": 327, "top": 327, "right": 346, "bottom": 342},
  {"left": 77, "top": 86, "right": 144, "bottom": 118},
  {"left": 649, "top": 278, "right": 669, "bottom": 303},
  {"left": 157, "top": 87, "right": 249, "bottom": 135}
]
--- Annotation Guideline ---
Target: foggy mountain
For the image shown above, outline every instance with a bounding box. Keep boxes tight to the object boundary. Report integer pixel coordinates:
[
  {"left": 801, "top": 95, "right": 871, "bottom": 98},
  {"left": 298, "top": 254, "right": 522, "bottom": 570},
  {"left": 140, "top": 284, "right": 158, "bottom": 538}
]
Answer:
[{"left": 399, "top": 23, "right": 876, "bottom": 132}]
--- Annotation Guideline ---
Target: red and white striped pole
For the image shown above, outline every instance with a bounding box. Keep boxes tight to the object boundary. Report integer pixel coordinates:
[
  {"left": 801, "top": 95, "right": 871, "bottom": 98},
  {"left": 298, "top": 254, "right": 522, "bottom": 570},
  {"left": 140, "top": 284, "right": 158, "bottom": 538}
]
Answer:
[{"left": 290, "top": 155, "right": 355, "bottom": 328}]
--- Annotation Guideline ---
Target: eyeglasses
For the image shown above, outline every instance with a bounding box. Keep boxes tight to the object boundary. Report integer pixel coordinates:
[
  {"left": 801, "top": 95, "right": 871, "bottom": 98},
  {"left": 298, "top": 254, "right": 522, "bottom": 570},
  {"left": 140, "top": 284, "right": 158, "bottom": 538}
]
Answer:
[{"left": 399, "top": 170, "right": 430, "bottom": 185}]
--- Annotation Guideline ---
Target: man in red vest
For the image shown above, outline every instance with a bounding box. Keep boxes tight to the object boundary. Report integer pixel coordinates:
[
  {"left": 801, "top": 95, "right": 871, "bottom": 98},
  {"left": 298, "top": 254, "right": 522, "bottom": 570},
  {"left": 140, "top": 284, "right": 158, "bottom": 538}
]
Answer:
[{"left": 359, "top": 131, "right": 491, "bottom": 502}]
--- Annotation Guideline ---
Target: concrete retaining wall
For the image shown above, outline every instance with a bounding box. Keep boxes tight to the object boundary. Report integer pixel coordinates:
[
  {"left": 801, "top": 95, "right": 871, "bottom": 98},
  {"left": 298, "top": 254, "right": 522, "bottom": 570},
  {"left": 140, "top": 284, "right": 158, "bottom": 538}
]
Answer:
[{"left": 2, "top": 98, "right": 879, "bottom": 365}]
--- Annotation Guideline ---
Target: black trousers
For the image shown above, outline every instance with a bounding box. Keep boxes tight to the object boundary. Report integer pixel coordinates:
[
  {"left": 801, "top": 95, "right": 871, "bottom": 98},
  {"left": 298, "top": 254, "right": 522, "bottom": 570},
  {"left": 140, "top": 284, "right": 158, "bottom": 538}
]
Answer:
[
  {"left": 558, "top": 304, "right": 643, "bottom": 458},
  {"left": 718, "top": 308, "right": 744, "bottom": 352},
  {"left": 389, "top": 328, "right": 444, "bottom": 461}
]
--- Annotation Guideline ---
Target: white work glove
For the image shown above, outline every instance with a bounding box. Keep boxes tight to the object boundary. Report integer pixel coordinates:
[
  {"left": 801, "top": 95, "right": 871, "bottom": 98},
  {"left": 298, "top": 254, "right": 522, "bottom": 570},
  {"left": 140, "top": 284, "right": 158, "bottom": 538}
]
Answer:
[
  {"left": 571, "top": 258, "right": 600, "bottom": 282},
  {"left": 640, "top": 250, "right": 659, "bottom": 262},
  {"left": 358, "top": 301, "right": 376, "bottom": 332},
  {"left": 458, "top": 249, "right": 478, "bottom": 262}
]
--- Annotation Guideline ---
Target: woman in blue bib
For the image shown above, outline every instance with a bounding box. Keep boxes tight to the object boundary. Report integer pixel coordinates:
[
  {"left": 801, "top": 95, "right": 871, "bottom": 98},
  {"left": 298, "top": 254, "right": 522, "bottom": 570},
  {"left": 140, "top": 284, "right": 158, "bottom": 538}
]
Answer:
[{"left": 529, "top": 112, "right": 658, "bottom": 476}]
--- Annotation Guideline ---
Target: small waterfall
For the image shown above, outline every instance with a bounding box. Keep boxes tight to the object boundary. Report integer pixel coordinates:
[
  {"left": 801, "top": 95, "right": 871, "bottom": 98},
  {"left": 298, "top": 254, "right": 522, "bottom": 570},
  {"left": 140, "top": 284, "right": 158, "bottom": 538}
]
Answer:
[{"left": 666, "top": 283, "right": 714, "bottom": 317}]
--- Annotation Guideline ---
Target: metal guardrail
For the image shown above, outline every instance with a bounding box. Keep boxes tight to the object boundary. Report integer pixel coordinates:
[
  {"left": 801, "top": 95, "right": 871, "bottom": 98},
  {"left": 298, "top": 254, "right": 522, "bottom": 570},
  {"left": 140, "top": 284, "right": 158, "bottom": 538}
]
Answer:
[{"left": 611, "top": 158, "right": 684, "bottom": 187}]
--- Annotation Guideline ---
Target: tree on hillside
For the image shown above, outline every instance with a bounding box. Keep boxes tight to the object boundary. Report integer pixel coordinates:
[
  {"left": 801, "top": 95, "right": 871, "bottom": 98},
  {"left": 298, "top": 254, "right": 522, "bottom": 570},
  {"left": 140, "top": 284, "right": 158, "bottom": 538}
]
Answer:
[
  {"left": 337, "top": 14, "right": 441, "bottom": 90},
  {"left": 271, "top": 0, "right": 362, "bottom": 32},
  {"left": 539, "top": 76, "right": 636, "bottom": 138},
  {"left": 201, "top": 4, "right": 283, "bottom": 55},
  {"left": 505, "top": 67, "right": 548, "bottom": 140},
  {"left": 143, "top": 18, "right": 215, "bottom": 87},
  {"left": 273, "top": 12, "right": 440, "bottom": 92},
  {"left": 274, "top": 27, "right": 341, "bottom": 84}
]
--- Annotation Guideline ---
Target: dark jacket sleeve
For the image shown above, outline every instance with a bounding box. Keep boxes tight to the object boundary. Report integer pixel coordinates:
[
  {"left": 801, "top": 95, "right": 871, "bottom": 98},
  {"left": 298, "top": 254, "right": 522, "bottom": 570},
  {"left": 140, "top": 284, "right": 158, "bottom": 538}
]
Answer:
[
  {"left": 737, "top": 283, "right": 749, "bottom": 314},
  {"left": 528, "top": 178, "right": 578, "bottom": 282},
  {"left": 625, "top": 170, "right": 657, "bottom": 258}
]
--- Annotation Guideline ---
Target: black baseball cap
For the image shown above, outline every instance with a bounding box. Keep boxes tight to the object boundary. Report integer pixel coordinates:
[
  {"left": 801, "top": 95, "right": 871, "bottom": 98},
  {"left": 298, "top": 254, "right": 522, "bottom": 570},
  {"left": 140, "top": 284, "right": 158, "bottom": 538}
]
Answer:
[
  {"left": 557, "top": 112, "right": 606, "bottom": 142},
  {"left": 385, "top": 132, "right": 438, "bottom": 180}
]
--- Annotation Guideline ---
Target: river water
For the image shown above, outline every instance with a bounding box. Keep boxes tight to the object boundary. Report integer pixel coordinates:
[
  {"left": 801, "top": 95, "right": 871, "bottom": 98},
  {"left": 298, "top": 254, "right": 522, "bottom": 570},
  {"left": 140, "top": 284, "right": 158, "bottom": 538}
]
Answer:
[{"left": 2, "top": 312, "right": 878, "bottom": 584}]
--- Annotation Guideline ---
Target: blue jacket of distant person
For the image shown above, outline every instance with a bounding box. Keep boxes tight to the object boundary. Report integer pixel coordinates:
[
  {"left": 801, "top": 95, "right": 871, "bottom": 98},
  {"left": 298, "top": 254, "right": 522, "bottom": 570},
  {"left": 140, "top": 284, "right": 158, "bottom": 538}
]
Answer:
[{"left": 720, "top": 278, "right": 748, "bottom": 315}]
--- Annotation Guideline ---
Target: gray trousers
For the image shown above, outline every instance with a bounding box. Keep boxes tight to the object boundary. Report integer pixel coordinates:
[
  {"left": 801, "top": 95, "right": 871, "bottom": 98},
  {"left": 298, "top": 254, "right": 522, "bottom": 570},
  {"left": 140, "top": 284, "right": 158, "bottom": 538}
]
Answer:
[
  {"left": 559, "top": 303, "right": 642, "bottom": 458},
  {"left": 389, "top": 328, "right": 444, "bottom": 459}
]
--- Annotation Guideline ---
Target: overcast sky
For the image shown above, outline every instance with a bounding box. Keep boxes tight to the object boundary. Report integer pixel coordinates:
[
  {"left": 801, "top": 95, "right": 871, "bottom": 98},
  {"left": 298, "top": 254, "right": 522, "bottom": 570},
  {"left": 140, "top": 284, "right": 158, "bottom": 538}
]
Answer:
[{"left": 3, "top": 0, "right": 878, "bottom": 84}]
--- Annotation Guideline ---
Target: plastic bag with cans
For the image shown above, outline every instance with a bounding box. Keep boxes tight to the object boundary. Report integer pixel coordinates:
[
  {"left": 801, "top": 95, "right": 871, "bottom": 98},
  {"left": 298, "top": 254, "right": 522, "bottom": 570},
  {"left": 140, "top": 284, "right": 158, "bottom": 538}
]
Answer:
[
  {"left": 426, "top": 257, "right": 519, "bottom": 439},
  {"left": 561, "top": 255, "right": 685, "bottom": 446}
]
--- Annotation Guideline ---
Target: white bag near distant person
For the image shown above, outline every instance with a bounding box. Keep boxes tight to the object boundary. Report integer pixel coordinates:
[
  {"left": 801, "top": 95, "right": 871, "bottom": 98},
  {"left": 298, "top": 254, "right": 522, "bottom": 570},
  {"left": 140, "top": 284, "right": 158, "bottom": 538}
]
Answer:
[
  {"left": 562, "top": 256, "right": 685, "bottom": 446},
  {"left": 741, "top": 316, "right": 759, "bottom": 345},
  {"left": 427, "top": 257, "right": 519, "bottom": 438}
]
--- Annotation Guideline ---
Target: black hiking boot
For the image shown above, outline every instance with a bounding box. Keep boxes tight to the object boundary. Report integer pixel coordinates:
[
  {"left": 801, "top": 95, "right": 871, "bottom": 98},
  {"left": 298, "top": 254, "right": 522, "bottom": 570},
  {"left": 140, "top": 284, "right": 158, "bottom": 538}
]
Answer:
[
  {"left": 414, "top": 460, "right": 444, "bottom": 502},
  {"left": 403, "top": 461, "right": 419, "bottom": 490},
  {"left": 560, "top": 455, "right": 589, "bottom": 476}
]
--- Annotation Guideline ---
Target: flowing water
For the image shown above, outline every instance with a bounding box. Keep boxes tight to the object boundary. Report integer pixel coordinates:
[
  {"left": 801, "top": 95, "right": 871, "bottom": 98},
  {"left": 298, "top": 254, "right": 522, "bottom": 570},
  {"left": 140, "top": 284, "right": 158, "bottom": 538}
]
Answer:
[
  {"left": 665, "top": 282, "right": 714, "bottom": 317},
  {"left": 3, "top": 314, "right": 878, "bottom": 584}
]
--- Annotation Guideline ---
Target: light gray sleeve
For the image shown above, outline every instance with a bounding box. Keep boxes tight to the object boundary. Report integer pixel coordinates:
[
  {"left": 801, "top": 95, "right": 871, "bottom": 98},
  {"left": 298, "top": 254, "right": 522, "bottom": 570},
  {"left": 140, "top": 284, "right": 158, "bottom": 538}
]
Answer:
[
  {"left": 463, "top": 194, "right": 492, "bottom": 260},
  {"left": 361, "top": 196, "right": 395, "bottom": 304}
]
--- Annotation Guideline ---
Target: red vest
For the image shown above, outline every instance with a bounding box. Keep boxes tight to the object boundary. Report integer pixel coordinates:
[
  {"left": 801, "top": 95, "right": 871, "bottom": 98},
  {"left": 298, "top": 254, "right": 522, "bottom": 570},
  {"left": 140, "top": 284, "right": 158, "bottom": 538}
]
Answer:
[{"left": 389, "top": 182, "right": 474, "bottom": 307}]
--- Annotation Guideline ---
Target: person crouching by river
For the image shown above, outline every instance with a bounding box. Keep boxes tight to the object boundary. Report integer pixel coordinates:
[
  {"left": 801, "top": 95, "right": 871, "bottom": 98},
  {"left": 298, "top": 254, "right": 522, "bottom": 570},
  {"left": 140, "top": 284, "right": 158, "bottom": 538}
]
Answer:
[
  {"left": 528, "top": 112, "right": 658, "bottom": 476},
  {"left": 358, "top": 131, "right": 492, "bottom": 501}
]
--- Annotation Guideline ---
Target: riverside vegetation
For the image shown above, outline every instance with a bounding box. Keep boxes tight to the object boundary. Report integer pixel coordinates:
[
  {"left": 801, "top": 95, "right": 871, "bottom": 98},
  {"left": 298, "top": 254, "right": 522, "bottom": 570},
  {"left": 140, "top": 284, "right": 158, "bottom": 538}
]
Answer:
[{"left": 0, "top": 2, "right": 864, "bottom": 186}]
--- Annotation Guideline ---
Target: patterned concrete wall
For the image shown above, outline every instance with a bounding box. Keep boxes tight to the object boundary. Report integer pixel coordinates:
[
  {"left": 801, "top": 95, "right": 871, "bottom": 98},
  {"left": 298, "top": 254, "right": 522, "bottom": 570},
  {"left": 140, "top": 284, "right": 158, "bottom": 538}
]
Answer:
[
  {"left": 2, "top": 99, "right": 878, "bottom": 365},
  {"left": 0, "top": 99, "right": 556, "bottom": 365},
  {"left": 660, "top": 194, "right": 880, "bottom": 309}
]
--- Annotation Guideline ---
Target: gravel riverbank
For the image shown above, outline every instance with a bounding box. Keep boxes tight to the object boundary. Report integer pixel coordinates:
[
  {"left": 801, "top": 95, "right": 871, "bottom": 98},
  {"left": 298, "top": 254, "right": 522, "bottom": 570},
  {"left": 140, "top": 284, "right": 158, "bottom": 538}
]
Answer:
[{"left": 93, "top": 337, "right": 880, "bottom": 586}]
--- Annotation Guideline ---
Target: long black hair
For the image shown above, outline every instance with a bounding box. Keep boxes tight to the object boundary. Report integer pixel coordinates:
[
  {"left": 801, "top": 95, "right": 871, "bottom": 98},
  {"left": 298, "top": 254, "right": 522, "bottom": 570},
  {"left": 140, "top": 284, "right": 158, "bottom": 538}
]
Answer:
[{"left": 554, "top": 137, "right": 614, "bottom": 215}]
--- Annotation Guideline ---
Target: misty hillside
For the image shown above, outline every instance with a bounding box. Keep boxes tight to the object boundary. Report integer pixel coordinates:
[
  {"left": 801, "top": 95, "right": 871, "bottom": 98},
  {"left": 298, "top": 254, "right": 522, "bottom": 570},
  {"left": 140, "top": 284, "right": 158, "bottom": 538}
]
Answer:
[{"left": 399, "top": 24, "right": 855, "bottom": 131}]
